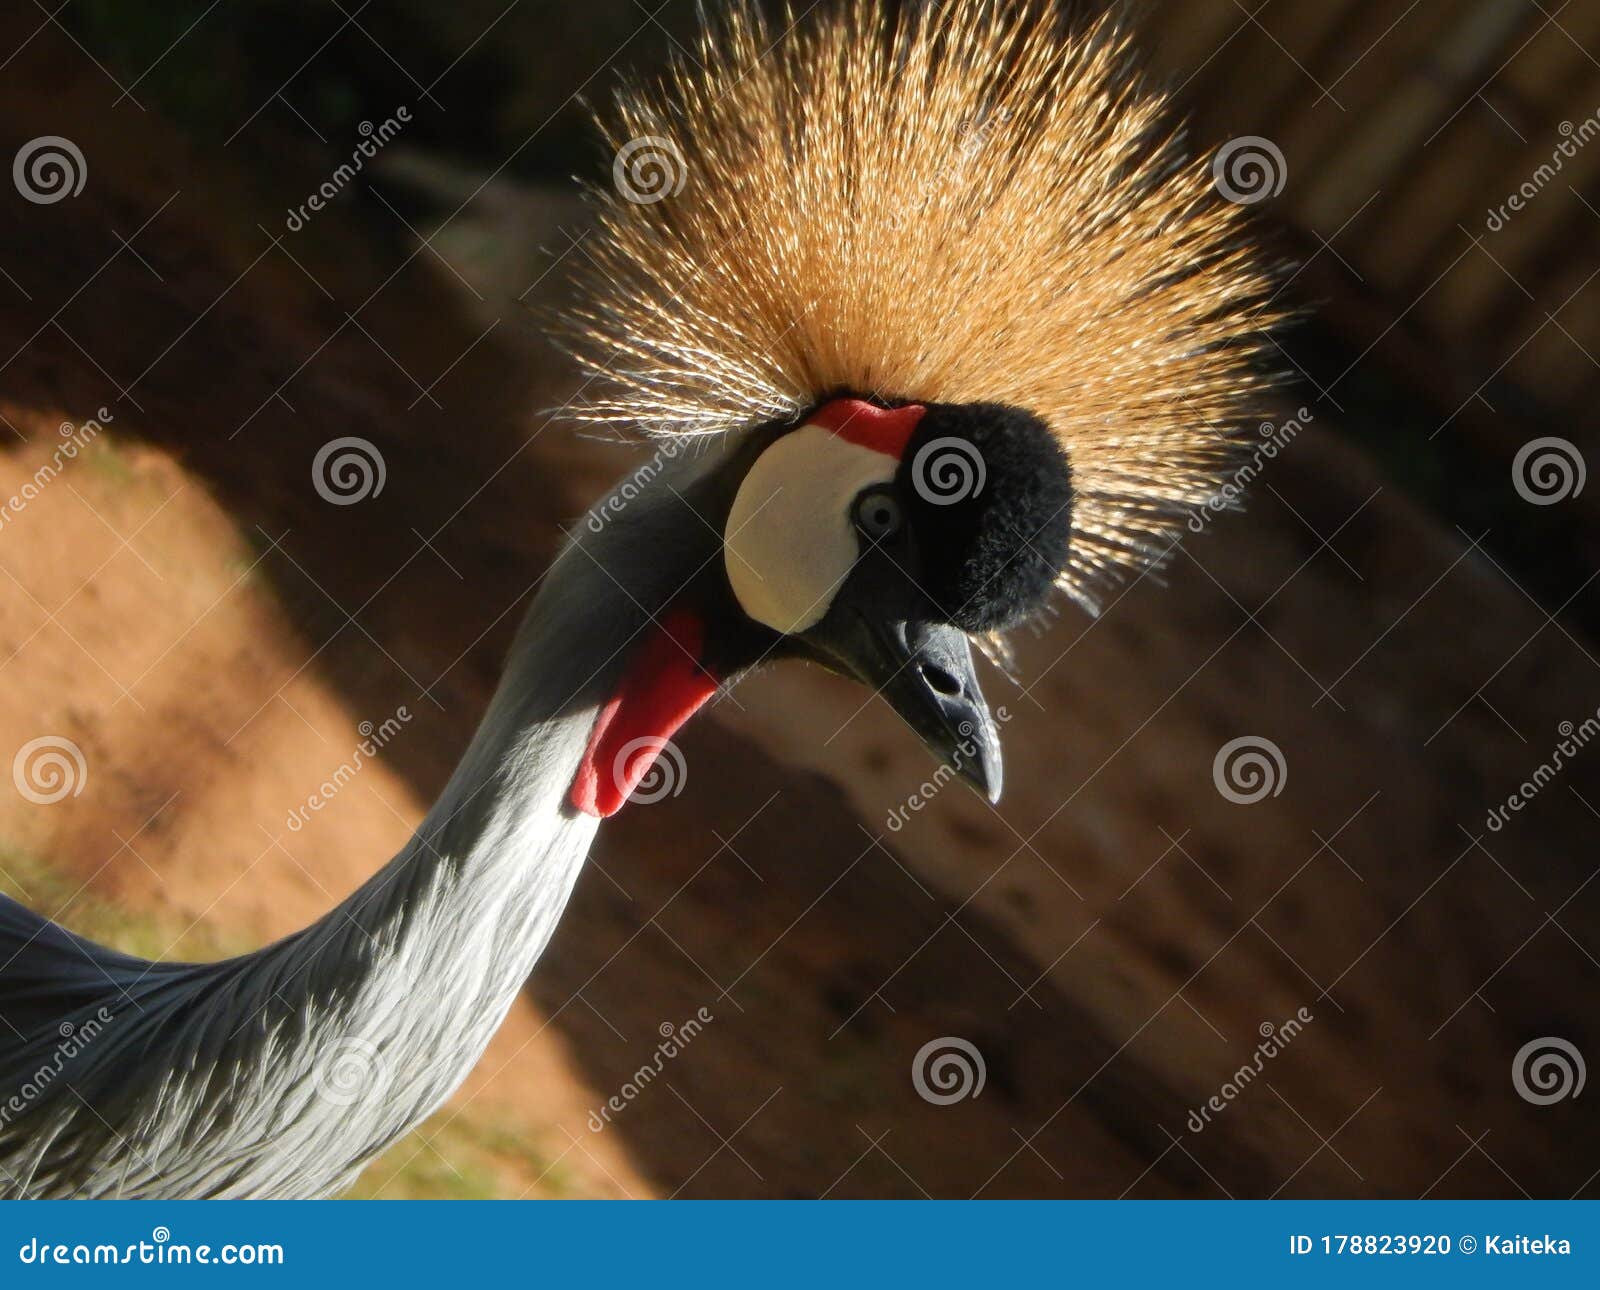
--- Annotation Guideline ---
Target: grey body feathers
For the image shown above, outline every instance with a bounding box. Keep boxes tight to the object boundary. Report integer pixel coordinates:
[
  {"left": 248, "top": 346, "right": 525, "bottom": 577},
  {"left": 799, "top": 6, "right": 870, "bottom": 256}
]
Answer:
[{"left": 0, "top": 448, "right": 727, "bottom": 1198}]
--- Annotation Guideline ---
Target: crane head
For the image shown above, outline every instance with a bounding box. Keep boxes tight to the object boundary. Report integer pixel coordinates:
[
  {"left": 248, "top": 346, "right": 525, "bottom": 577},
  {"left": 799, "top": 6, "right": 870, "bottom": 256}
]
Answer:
[
  {"left": 721, "top": 395, "right": 1074, "bottom": 804},
  {"left": 568, "top": 394, "right": 1071, "bottom": 817},
  {"left": 562, "top": 0, "right": 1284, "bottom": 816}
]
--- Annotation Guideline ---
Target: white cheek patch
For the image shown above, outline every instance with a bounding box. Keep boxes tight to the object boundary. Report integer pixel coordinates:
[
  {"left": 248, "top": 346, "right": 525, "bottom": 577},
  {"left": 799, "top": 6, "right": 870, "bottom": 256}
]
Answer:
[{"left": 724, "top": 425, "right": 897, "bottom": 634}]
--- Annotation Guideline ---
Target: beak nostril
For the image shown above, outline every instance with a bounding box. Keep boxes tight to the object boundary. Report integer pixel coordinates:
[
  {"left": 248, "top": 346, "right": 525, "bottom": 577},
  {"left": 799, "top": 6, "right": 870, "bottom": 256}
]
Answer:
[{"left": 920, "top": 663, "right": 963, "bottom": 698}]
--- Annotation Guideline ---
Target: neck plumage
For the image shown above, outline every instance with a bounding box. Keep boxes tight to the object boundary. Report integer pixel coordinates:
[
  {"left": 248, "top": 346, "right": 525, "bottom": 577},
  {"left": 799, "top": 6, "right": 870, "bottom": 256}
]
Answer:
[{"left": 0, "top": 458, "right": 723, "bottom": 1199}]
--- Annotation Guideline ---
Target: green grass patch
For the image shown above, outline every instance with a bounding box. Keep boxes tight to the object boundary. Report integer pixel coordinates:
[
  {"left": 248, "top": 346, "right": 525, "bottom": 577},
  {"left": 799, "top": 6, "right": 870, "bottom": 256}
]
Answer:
[
  {"left": 349, "top": 1110, "right": 588, "bottom": 1200},
  {"left": 0, "top": 842, "right": 244, "bottom": 963}
]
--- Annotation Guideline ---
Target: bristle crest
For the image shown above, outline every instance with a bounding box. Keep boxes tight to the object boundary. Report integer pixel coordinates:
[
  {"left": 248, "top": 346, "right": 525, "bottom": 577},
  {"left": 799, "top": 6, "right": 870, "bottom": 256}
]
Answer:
[{"left": 562, "top": 0, "right": 1283, "bottom": 607}]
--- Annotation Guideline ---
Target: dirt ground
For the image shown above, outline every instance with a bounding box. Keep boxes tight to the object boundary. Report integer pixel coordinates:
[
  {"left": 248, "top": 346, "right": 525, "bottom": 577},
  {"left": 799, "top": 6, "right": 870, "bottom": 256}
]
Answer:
[{"left": 1, "top": 17, "right": 1596, "bottom": 1198}]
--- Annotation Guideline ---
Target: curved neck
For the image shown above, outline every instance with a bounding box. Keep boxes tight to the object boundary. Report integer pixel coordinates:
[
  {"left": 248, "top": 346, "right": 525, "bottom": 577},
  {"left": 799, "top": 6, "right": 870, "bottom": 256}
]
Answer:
[
  {"left": 322, "top": 451, "right": 733, "bottom": 980},
  {"left": 206, "top": 517, "right": 698, "bottom": 1195},
  {"left": 1, "top": 458, "right": 730, "bottom": 1198}
]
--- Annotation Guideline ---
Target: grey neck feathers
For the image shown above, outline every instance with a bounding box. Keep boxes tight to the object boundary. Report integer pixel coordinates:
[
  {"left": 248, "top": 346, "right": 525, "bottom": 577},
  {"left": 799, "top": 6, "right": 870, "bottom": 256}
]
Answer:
[{"left": 0, "top": 447, "right": 727, "bottom": 1199}]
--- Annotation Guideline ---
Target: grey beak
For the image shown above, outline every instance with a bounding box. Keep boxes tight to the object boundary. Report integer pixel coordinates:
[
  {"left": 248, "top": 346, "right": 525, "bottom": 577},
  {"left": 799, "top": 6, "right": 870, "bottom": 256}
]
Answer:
[
  {"left": 805, "top": 610, "right": 1003, "bottom": 804},
  {"left": 874, "top": 618, "right": 1003, "bottom": 804}
]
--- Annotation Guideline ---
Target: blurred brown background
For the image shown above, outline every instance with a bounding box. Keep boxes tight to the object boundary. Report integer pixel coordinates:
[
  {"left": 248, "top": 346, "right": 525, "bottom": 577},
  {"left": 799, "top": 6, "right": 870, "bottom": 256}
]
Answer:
[{"left": 0, "top": 0, "right": 1595, "bottom": 1197}]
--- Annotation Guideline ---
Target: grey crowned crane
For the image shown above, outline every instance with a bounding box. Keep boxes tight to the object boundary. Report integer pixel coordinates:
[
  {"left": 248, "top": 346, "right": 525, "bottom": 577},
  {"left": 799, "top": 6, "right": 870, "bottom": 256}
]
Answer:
[{"left": 0, "top": 0, "right": 1277, "bottom": 1197}]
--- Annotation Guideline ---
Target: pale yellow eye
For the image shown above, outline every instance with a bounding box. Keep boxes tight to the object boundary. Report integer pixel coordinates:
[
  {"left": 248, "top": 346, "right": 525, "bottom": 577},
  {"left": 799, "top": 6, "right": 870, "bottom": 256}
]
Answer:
[{"left": 724, "top": 426, "right": 896, "bottom": 634}]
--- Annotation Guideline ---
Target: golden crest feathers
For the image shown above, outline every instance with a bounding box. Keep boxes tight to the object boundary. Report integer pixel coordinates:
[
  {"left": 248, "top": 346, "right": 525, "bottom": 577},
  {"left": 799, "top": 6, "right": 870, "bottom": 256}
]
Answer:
[{"left": 562, "top": 0, "right": 1283, "bottom": 609}]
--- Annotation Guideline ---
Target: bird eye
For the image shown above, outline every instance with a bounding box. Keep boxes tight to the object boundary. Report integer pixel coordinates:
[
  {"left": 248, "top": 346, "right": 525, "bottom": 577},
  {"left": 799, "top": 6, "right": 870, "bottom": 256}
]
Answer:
[{"left": 853, "top": 487, "right": 904, "bottom": 542}]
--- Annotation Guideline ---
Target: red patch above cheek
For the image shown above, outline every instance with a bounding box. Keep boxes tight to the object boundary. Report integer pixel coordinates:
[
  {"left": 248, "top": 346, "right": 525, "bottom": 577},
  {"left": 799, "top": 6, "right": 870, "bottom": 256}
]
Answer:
[
  {"left": 569, "top": 608, "right": 720, "bottom": 818},
  {"left": 809, "top": 398, "right": 926, "bottom": 459}
]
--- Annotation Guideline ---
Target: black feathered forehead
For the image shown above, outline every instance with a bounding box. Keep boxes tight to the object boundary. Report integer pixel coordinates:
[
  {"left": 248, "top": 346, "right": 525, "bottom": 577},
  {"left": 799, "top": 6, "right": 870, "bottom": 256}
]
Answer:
[
  {"left": 721, "top": 395, "right": 1074, "bottom": 640},
  {"left": 894, "top": 403, "right": 1074, "bottom": 633}
]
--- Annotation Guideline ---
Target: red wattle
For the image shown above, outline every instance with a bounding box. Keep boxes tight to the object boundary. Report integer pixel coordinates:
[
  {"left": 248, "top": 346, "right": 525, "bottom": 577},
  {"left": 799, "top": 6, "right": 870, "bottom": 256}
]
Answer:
[
  {"left": 809, "top": 398, "right": 925, "bottom": 459},
  {"left": 569, "top": 608, "right": 720, "bottom": 818}
]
